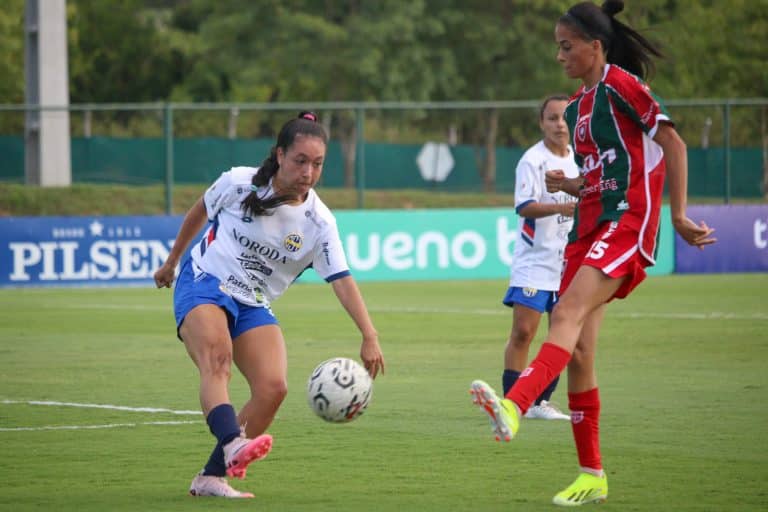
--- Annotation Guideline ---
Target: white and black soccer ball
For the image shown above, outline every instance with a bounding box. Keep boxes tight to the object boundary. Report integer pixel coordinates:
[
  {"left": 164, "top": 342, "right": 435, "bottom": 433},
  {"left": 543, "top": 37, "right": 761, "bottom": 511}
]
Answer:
[{"left": 306, "top": 357, "right": 373, "bottom": 423}]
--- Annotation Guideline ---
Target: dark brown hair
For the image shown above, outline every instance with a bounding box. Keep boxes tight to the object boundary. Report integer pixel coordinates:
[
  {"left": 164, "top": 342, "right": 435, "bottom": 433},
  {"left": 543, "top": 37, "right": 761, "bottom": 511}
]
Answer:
[
  {"left": 540, "top": 94, "right": 570, "bottom": 120},
  {"left": 241, "top": 111, "right": 328, "bottom": 217},
  {"left": 560, "top": 0, "right": 662, "bottom": 80}
]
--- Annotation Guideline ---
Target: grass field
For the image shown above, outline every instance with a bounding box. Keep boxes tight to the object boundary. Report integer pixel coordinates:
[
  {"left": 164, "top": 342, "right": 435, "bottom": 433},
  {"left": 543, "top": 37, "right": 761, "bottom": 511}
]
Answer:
[{"left": 1, "top": 274, "right": 767, "bottom": 511}]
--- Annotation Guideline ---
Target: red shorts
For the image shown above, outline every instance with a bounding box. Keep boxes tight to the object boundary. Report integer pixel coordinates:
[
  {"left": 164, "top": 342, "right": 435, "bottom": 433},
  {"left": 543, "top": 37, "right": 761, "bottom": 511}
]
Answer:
[{"left": 560, "top": 220, "right": 652, "bottom": 301}]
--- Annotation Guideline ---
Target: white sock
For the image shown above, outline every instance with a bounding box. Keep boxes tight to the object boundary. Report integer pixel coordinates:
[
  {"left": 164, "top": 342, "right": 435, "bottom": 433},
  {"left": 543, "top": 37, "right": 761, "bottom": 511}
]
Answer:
[{"left": 580, "top": 466, "right": 604, "bottom": 478}]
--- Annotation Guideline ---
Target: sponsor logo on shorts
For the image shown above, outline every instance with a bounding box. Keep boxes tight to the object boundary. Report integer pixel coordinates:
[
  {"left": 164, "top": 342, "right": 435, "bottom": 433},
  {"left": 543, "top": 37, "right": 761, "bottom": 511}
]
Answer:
[{"left": 523, "top": 287, "right": 537, "bottom": 297}]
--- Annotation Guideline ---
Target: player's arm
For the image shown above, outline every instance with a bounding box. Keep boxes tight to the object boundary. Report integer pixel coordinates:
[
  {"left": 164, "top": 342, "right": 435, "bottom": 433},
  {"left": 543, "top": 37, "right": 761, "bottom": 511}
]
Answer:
[
  {"left": 153, "top": 197, "right": 208, "bottom": 288},
  {"left": 653, "top": 123, "right": 716, "bottom": 249},
  {"left": 330, "top": 275, "right": 385, "bottom": 378},
  {"left": 545, "top": 170, "right": 583, "bottom": 197},
  {"left": 517, "top": 200, "right": 576, "bottom": 219}
]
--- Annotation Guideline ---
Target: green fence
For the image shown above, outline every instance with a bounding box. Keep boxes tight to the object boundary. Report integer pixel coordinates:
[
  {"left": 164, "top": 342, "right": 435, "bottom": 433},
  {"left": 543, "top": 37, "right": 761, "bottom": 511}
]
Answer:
[
  {"left": 2, "top": 100, "right": 766, "bottom": 208},
  {"left": 0, "top": 134, "right": 763, "bottom": 197}
]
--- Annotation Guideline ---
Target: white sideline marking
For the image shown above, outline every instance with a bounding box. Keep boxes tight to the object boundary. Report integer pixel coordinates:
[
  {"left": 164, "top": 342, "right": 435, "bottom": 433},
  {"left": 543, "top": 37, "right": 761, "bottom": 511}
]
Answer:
[
  {"left": 60, "top": 303, "right": 768, "bottom": 320},
  {"left": 1, "top": 399, "right": 200, "bottom": 415},
  {"left": 0, "top": 400, "right": 201, "bottom": 433},
  {"left": 0, "top": 420, "right": 198, "bottom": 432}
]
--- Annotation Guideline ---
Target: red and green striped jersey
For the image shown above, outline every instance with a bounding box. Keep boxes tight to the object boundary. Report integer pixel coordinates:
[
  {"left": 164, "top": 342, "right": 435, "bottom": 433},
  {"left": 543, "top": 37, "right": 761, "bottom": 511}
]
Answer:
[{"left": 565, "top": 64, "right": 671, "bottom": 263}]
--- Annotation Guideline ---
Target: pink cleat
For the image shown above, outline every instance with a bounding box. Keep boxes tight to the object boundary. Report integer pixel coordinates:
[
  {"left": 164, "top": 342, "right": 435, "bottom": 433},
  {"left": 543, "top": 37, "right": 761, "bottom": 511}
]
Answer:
[{"left": 224, "top": 434, "right": 273, "bottom": 479}]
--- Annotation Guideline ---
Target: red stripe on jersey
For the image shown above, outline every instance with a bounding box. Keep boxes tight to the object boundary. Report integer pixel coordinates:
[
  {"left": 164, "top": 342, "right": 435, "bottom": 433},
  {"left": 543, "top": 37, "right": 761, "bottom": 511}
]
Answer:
[
  {"left": 572, "top": 88, "right": 604, "bottom": 240},
  {"left": 522, "top": 219, "right": 535, "bottom": 239}
]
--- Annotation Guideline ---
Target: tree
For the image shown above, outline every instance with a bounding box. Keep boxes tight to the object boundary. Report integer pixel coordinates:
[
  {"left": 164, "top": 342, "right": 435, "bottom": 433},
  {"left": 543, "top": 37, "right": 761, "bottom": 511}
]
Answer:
[
  {"left": 0, "top": 0, "right": 24, "bottom": 105},
  {"left": 183, "top": 0, "right": 462, "bottom": 186},
  {"left": 68, "top": 0, "right": 183, "bottom": 104},
  {"left": 434, "top": 0, "right": 572, "bottom": 192}
]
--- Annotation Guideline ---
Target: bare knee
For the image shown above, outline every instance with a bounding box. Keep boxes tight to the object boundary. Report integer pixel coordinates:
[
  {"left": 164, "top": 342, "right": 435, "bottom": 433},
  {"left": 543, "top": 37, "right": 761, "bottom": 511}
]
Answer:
[
  {"left": 508, "top": 325, "right": 536, "bottom": 350},
  {"left": 254, "top": 378, "right": 288, "bottom": 406},
  {"left": 569, "top": 344, "right": 587, "bottom": 370},
  {"left": 569, "top": 343, "right": 595, "bottom": 374}
]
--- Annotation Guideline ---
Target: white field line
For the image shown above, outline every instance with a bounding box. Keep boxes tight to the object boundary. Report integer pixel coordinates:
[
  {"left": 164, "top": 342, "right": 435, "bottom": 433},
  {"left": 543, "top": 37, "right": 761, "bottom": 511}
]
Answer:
[
  {"left": 0, "top": 420, "right": 198, "bottom": 432},
  {"left": 1, "top": 399, "right": 200, "bottom": 415},
  {"left": 0, "top": 399, "right": 201, "bottom": 433},
  {"left": 50, "top": 303, "right": 768, "bottom": 320}
]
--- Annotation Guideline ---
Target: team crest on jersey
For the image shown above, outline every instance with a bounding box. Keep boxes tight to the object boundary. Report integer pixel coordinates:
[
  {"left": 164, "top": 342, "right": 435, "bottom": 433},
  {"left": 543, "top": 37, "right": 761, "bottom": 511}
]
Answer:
[
  {"left": 523, "top": 287, "right": 537, "bottom": 297},
  {"left": 284, "top": 233, "right": 303, "bottom": 252},
  {"left": 576, "top": 114, "right": 590, "bottom": 142}
]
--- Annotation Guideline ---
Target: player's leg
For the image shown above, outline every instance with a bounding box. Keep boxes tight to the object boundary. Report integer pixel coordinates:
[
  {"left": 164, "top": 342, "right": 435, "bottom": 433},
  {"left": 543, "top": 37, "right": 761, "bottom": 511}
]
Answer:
[
  {"left": 180, "top": 304, "right": 251, "bottom": 484},
  {"left": 471, "top": 269, "right": 615, "bottom": 441},
  {"left": 232, "top": 323, "right": 288, "bottom": 438},
  {"left": 179, "top": 304, "right": 235, "bottom": 415},
  {"left": 503, "top": 292, "right": 545, "bottom": 394},
  {"left": 553, "top": 305, "right": 608, "bottom": 506},
  {"left": 567, "top": 304, "right": 604, "bottom": 393},
  {"left": 504, "top": 265, "right": 621, "bottom": 417},
  {"left": 471, "top": 289, "right": 547, "bottom": 440},
  {"left": 502, "top": 290, "right": 569, "bottom": 420},
  {"left": 205, "top": 308, "right": 284, "bottom": 480}
]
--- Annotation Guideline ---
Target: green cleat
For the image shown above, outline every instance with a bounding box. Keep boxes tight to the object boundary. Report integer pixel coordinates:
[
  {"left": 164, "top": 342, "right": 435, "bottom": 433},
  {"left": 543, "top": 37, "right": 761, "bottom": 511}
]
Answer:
[
  {"left": 469, "top": 380, "right": 520, "bottom": 442},
  {"left": 552, "top": 472, "right": 608, "bottom": 506}
]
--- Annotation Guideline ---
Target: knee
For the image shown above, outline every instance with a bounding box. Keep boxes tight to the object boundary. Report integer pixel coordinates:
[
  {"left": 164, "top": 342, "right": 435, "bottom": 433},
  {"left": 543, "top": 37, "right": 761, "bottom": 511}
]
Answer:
[
  {"left": 569, "top": 344, "right": 594, "bottom": 371},
  {"left": 508, "top": 326, "right": 536, "bottom": 349},
  {"left": 256, "top": 379, "right": 288, "bottom": 405}
]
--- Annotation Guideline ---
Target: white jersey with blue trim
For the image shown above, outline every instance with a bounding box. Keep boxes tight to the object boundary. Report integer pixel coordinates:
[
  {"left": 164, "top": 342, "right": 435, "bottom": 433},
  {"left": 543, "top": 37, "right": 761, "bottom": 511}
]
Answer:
[
  {"left": 189, "top": 166, "right": 350, "bottom": 307},
  {"left": 510, "top": 141, "right": 579, "bottom": 291}
]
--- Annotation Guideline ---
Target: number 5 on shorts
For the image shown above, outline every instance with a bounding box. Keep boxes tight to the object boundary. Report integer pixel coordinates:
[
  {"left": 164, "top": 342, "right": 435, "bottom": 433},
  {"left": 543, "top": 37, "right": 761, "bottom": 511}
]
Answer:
[{"left": 587, "top": 240, "right": 609, "bottom": 260}]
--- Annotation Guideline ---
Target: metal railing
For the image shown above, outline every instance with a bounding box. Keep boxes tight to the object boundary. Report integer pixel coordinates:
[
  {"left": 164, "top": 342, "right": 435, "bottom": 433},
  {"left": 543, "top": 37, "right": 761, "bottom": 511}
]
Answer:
[{"left": 2, "top": 98, "right": 766, "bottom": 211}]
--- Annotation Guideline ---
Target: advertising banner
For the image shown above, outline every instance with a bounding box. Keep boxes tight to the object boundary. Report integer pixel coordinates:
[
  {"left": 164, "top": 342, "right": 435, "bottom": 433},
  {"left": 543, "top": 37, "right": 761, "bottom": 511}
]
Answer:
[
  {"left": 675, "top": 204, "right": 768, "bottom": 273},
  {"left": 0, "top": 207, "right": 674, "bottom": 288},
  {"left": 0, "top": 216, "right": 178, "bottom": 287}
]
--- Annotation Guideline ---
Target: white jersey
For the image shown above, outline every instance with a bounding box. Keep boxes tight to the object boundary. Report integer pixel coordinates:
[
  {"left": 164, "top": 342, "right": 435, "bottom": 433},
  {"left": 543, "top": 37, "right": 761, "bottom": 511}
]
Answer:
[
  {"left": 510, "top": 141, "right": 579, "bottom": 291},
  {"left": 189, "top": 166, "right": 350, "bottom": 307}
]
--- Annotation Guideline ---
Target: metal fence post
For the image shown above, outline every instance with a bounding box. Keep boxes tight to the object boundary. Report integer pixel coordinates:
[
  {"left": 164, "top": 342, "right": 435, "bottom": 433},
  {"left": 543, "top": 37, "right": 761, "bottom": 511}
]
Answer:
[
  {"left": 355, "top": 108, "right": 366, "bottom": 209},
  {"left": 164, "top": 103, "right": 174, "bottom": 215}
]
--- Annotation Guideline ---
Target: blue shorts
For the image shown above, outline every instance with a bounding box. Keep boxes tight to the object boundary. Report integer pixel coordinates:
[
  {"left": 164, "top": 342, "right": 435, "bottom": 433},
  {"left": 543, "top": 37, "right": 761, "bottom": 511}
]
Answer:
[
  {"left": 502, "top": 286, "right": 558, "bottom": 314},
  {"left": 173, "top": 259, "right": 278, "bottom": 341}
]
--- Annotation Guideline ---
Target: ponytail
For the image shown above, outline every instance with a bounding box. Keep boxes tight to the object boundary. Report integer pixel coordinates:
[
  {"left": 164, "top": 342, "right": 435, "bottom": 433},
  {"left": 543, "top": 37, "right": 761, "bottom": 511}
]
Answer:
[{"left": 561, "top": 0, "right": 662, "bottom": 80}]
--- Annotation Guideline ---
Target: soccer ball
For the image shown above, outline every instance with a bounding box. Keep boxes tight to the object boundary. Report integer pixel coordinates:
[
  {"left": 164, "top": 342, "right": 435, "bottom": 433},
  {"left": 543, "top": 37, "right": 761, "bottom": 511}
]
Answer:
[{"left": 306, "top": 357, "right": 373, "bottom": 423}]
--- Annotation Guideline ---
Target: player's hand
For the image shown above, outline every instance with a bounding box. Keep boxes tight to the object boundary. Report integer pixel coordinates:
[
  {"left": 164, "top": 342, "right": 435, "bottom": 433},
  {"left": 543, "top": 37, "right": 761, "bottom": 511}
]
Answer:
[
  {"left": 673, "top": 217, "right": 717, "bottom": 249},
  {"left": 561, "top": 201, "right": 577, "bottom": 217},
  {"left": 545, "top": 169, "right": 566, "bottom": 193},
  {"left": 360, "top": 336, "right": 385, "bottom": 379},
  {"left": 153, "top": 262, "right": 176, "bottom": 288}
]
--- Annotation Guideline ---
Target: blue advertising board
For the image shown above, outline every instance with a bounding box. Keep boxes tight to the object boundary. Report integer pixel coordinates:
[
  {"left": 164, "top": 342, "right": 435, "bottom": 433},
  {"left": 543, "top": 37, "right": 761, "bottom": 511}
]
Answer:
[
  {"left": 675, "top": 204, "right": 768, "bottom": 273},
  {"left": 0, "top": 216, "right": 180, "bottom": 287}
]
